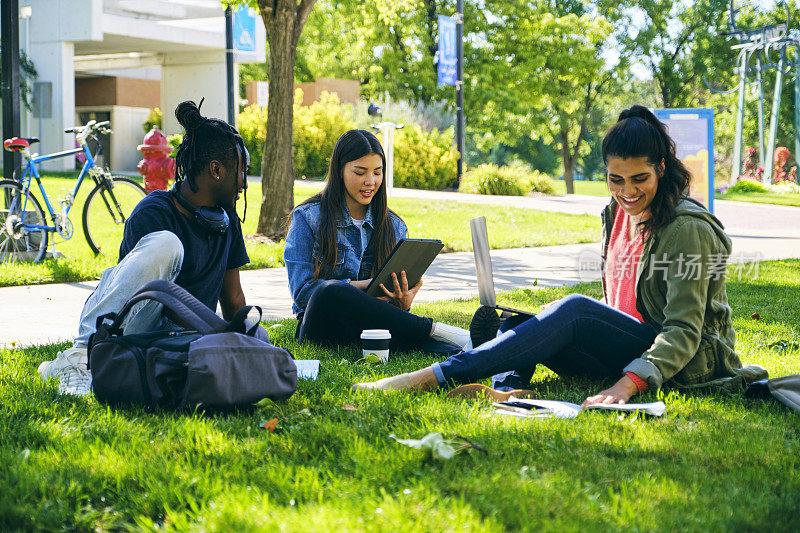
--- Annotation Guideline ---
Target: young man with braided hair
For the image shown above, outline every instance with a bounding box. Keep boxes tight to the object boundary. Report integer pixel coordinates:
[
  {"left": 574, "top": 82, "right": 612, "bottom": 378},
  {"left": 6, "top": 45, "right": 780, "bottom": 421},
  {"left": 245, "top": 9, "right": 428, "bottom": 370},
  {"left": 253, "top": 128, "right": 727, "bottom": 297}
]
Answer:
[{"left": 38, "top": 100, "right": 250, "bottom": 395}]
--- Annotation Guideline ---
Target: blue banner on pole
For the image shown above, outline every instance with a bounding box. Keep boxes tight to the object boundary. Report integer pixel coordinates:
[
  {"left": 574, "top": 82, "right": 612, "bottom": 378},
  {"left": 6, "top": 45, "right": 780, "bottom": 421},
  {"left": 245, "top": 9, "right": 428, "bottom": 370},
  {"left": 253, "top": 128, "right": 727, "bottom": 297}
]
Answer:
[
  {"left": 438, "top": 15, "right": 457, "bottom": 86},
  {"left": 233, "top": 7, "right": 257, "bottom": 53}
]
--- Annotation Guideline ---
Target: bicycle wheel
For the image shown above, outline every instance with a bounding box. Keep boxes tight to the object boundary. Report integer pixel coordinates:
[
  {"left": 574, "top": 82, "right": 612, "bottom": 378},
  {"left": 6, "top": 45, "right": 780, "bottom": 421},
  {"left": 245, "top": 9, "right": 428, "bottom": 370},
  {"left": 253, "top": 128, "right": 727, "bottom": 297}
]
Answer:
[
  {"left": 82, "top": 176, "right": 146, "bottom": 257},
  {"left": 0, "top": 179, "right": 49, "bottom": 263}
]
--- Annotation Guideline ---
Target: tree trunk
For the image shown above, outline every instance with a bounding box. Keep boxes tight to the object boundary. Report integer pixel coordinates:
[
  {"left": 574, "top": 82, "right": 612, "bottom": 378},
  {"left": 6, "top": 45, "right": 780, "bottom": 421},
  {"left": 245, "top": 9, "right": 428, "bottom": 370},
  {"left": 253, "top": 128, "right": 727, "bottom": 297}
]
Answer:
[
  {"left": 560, "top": 130, "right": 575, "bottom": 195},
  {"left": 256, "top": 0, "right": 317, "bottom": 238},
  {"left": 563, "top": 158, "right": 575, "bottom": 194}
]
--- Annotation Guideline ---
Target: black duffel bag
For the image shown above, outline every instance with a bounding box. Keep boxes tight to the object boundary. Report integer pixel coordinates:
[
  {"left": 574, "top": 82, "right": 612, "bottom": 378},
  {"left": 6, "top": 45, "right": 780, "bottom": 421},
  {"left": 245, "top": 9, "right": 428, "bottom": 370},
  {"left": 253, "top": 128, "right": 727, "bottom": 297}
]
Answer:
[{"left": 88, "top": 280, "right": 297, "bottom": 410}]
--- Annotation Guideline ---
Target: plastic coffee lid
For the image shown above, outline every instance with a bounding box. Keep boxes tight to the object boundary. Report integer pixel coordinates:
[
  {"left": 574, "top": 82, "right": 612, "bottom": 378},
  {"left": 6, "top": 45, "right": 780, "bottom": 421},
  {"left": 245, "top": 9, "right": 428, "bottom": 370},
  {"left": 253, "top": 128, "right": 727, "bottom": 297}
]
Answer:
[{"left": 361, "top": 329, "right": 391, "bottom": 339}]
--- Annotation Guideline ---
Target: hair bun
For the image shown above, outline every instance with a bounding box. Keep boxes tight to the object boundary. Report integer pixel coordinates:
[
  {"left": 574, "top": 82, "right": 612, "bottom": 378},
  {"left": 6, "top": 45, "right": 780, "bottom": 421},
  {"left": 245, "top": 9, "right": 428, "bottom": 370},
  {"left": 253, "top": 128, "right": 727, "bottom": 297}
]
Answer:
[
  {"left": 618, "top": 104, "right": 658, "bottom": 124},
  {"left": 175, "top": 100, "right": 207, "bottom": 132}
]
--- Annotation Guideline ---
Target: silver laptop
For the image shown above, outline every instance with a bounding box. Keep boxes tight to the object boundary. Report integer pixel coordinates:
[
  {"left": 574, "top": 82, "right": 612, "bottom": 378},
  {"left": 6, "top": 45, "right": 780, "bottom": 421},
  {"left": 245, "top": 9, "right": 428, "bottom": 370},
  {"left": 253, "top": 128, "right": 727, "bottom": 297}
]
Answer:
[{"left": 470, "top": 216, "right": 534, "bottom": 317}]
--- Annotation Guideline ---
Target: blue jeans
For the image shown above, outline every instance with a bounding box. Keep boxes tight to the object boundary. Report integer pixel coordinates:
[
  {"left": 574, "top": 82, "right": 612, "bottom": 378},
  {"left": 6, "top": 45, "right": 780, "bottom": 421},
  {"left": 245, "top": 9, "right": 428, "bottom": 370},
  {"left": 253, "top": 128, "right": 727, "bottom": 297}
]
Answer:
[
  {"left": 431, "top": 294, "right": 658, "bottom": 390},
  {"left": 74, "top": 231, "right": 184, "bottom": 347}
]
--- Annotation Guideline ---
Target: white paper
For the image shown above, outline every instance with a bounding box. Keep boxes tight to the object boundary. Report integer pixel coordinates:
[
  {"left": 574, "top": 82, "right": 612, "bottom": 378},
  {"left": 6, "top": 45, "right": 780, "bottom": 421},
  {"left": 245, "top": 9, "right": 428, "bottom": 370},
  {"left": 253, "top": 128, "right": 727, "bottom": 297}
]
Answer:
[
  {"left": 494, "top": 399, "right": 665, "bottom": 419},
  {"left": 294, "top": 359, "right": 320, "bottom": 380}
]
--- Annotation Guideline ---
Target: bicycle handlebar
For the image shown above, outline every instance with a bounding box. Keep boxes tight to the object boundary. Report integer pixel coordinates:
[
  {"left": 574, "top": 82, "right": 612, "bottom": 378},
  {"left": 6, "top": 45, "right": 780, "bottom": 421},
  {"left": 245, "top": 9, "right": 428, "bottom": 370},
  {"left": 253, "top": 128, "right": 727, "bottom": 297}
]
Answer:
[{"left": 65, "top": 120, "right": 113, "bottom": 142}]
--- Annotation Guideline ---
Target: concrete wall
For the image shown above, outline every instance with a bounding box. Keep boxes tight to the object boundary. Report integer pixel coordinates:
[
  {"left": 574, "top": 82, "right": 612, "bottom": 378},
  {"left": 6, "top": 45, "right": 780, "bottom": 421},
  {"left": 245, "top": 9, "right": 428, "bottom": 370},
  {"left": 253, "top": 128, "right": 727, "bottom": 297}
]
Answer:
[
  {"left": 161, "top": 52, "right": 238, "bottom": 134},
  {"left": 26, "top": 0, "right": 103, "bottom": 170},
  {"left": 75, "top": 105, "right": 152, "bottom": 172}
]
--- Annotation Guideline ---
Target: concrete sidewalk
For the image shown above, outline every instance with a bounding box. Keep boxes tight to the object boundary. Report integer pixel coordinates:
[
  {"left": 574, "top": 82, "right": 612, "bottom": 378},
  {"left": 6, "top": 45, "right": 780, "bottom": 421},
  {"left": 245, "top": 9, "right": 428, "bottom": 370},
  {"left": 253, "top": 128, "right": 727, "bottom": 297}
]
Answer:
[
  {"left": 3, "top": 233, "right": 799, "bottom": 348},
  {"left": 3, "top": 181, "right": 798, "bottom": 347},
  {"left": 293, "top": 179, "right": 800, "bottom": 238}
]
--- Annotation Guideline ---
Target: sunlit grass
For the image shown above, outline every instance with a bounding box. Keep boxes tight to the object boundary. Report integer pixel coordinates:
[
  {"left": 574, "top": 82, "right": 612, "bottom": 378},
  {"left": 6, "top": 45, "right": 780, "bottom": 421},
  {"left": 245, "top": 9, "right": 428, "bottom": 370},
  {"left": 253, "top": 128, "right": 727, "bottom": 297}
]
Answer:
[
  {"left": 716, "top": 190, "right": 800, "bottom": 207},
  {"left": 1, "top": 260, "right": 799, "bottom": 530},
  {"left": 550, "top": 179, "right": 610, "bottom": 196}
]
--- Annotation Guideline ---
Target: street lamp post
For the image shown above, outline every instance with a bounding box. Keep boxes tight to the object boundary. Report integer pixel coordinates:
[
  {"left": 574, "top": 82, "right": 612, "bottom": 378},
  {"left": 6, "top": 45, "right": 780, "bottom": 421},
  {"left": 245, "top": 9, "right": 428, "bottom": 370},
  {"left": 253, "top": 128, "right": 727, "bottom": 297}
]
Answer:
[
  {"left": 225, "top": 7, "right": 236, "bottom": 126},
  {"left": 455, "top": 0, "right": 465, "bottom": 184},
  {"left": 369, "top": 103, "right": 403, "bottom": 197}
]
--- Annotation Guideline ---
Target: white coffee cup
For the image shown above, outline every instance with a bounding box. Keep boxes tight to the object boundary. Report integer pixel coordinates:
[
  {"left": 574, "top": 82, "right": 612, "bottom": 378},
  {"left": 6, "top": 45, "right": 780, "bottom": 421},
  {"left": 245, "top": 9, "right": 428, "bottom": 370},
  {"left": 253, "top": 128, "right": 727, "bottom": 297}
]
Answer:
[{"left": 361, "top": 329, "right": 392, "bottom": 363}]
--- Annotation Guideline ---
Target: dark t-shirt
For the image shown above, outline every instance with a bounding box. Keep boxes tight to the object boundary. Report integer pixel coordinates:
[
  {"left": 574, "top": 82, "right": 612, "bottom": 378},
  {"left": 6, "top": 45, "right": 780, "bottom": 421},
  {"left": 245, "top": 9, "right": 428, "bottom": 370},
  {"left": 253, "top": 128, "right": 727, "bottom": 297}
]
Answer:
[{"left": 119, "top": 190, "right": 249, "bottom": 311}]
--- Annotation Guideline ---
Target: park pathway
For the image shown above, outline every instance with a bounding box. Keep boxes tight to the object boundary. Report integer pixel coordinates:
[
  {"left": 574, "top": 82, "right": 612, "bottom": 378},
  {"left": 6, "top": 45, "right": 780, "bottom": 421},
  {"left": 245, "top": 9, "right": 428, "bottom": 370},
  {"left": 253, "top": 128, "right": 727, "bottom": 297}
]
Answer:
[
  {"left": 293, "top": 178, "right": 800, "bottom": 238},
  {"left": 3, "top": 184, "right": 799, "bottom": 347}
]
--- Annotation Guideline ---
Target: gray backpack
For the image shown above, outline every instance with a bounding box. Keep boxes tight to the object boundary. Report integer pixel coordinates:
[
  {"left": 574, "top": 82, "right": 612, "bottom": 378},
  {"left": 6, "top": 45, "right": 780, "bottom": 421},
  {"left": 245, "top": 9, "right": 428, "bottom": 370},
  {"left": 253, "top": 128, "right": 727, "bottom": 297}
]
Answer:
[{"left": 88, "top": 280, "right": 297, "bottom": 410}]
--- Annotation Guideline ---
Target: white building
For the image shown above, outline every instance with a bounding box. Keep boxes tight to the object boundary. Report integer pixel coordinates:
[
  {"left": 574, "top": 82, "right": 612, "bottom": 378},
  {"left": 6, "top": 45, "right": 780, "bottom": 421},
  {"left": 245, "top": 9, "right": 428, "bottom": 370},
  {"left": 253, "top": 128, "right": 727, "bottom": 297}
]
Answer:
[{"left": 16, "top": 0, "right": 265, "bottom": 171}]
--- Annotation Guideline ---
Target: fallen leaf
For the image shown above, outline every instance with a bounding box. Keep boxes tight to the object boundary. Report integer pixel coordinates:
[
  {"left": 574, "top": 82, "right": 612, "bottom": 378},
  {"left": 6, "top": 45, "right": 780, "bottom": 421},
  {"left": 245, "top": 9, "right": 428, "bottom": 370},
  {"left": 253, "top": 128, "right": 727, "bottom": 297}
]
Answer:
[
  {"left": 342, "top": 404, "right": 360, "bottom": 411},
  {"left": 356, "top": 353, "right": 382, "bottom": 364},
  {"left": 254, "top": 397, "right": 277, "bottom": 409},
  {"left": 751, "top": 313, "right": 761, "bottom": 320},
  {"left": 261, "top": 418, "right": 279, "bottom": 432},
  {"left": 391, "top": 432, "right": 458, "bottom": 460},
  {"left": 768, "top": 340, "right": 800, "bottom": 354}
]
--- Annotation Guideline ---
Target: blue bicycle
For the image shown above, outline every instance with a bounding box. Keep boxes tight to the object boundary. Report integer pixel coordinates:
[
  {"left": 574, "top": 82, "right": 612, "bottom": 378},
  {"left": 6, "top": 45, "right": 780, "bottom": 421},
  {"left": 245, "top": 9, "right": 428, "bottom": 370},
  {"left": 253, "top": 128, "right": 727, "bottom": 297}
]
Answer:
[{"left": 1, "top": 120, "right": 146, "bottom": 263}]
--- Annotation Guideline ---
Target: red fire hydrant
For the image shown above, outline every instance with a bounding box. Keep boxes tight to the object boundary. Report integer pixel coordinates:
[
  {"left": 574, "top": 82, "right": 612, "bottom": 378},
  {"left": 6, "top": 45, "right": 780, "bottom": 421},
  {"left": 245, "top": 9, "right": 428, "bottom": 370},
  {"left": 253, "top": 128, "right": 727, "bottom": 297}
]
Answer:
[{"left": 138, "top": 127, "right": 175, "bottom": 194}]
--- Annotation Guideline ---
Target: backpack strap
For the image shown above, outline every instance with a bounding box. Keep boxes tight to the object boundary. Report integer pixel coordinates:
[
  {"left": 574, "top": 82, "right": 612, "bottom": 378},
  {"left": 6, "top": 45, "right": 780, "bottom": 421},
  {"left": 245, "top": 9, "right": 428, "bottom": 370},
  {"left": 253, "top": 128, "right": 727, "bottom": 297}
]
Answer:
[
  {"left": 108, "top": 280, "right": 228, "bottom": 334},
  {"left": 225, "top": 305, "right": 263, "bottom": 336}
]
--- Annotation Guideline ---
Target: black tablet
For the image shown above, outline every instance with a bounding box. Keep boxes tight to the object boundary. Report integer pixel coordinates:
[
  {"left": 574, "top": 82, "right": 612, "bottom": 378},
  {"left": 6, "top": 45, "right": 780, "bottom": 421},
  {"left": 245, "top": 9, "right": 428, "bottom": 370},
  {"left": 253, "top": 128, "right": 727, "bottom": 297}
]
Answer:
[{"left": 365, "top": 238, "right": 444, "bottom": 297}]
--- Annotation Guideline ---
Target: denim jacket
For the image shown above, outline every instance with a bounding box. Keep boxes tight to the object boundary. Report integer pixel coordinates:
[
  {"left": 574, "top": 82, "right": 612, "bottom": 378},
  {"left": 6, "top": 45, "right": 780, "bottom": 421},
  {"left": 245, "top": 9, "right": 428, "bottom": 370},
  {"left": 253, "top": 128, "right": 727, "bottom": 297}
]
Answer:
[{"left": 284, "top": 199, "right": 407, "bottom": 313}]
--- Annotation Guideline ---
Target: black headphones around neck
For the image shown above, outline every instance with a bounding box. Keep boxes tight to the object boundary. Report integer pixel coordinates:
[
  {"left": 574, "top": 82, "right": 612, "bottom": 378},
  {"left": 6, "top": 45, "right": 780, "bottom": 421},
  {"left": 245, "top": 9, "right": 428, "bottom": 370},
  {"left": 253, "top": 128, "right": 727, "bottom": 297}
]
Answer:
[{"left": 172, "top": 187, "right": 230, "bottom": 234}]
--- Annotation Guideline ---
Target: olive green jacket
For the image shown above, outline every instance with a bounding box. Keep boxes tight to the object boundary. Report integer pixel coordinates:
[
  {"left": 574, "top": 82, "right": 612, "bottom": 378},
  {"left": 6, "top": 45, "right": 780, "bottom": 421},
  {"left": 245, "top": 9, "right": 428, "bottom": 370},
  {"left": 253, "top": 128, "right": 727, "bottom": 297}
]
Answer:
[{"left": 601, "top": 197, "right": 768, "bottom": 390}]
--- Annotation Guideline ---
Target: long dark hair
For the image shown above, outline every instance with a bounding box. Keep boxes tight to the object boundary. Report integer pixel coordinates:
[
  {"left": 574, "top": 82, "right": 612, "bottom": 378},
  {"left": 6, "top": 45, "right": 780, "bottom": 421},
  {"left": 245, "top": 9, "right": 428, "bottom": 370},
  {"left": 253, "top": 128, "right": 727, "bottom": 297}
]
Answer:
[
  {"left": 601, "top": 105, "right": 691, "bottom": 235},
  {"left": 294, "top": 129, "right": 397, "bottom": 280}
]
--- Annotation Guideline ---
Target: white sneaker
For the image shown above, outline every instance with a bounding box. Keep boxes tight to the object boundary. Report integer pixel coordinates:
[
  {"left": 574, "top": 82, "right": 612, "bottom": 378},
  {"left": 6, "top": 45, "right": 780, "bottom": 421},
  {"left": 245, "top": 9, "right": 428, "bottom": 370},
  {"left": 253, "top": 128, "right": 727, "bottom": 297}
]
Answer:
[
  {"left": 57, "top": 362, "right": 93, "bottom": 396},
  {"left": 38, "top": 346, "right": 88, "bottom": 381}
]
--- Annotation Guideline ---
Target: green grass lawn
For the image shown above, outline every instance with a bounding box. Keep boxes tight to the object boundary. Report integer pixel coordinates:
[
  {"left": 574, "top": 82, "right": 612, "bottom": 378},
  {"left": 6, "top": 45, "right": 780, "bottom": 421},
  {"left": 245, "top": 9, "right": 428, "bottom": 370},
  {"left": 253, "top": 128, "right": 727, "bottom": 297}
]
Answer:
[
  {"left": 2, "top": 260, "right": 799, "bottom": 531},
  {"left": 0, "top": 179, "right": 600, "bottom": 288},
  {"left": 550, "top": 180, "right": 610, "bottom": 196},
  {"left": 716, "top": 191, "right": 800, "bottom": 207}
]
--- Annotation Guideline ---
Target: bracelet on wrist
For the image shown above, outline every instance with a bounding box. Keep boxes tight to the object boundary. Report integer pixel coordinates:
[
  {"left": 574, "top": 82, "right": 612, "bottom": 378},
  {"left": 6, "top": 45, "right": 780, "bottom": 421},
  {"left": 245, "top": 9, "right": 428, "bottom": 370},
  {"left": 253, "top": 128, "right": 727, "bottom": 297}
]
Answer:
[{"left": 625, "top": 371, "right": 649, "bottom": 393}]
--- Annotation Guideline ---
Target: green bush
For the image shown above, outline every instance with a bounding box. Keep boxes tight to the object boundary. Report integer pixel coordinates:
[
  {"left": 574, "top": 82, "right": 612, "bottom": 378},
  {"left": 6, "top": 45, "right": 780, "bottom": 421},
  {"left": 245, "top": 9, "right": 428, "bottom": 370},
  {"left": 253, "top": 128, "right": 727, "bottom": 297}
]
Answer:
[
  {"left": 237, "top": 93, "right": 458, "bottom": 187},
  {"left": 238, "top": 104, "right": 267, "bottom": 175},
  {"left": 393, "top": 124, "right": 459, "bottom": 190},
  {"left": 529, "top": 170, "right": 555, "bottom": 194},
  {"left": 506, "top": 161, "right": 556, "bottom": 194},
  {"left": 143, "top": 107, "right": 163, "bottom": 133},
  {"left": 729, "top": 178, "right": 768, "bottom": 194},
  {"left": 293, "top": 91, "right": 356, "bottom": 178},
  {"left": 167, "top": 133, "right": 182, "bottom": 159},
  {"left": 238, "top": 91, "right": 356, "bottom": 178},
  {"left": 459, "top": 163, "right": 555, "bottom": 196},
  {"left": 460, "top": 164, "right": 527, "bottom": 195}
]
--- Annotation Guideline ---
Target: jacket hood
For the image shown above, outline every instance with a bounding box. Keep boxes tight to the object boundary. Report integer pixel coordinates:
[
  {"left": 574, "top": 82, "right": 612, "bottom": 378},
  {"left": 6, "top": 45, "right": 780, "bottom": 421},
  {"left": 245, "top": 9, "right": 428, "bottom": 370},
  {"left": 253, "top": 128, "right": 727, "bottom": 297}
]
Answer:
[{"left": 673, "top": 197, "right": 730, "bottom": 253}]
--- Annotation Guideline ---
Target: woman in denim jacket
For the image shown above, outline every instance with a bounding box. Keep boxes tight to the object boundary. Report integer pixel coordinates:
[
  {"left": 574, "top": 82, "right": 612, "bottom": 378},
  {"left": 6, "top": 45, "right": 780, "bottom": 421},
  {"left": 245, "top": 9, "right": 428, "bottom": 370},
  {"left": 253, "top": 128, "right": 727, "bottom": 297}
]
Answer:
[
  {"left": 285, "top": 130, "right": 472, "bottom": 352},
  {"left": 355, "top": 106, "right": 766, "bottom": 403}
]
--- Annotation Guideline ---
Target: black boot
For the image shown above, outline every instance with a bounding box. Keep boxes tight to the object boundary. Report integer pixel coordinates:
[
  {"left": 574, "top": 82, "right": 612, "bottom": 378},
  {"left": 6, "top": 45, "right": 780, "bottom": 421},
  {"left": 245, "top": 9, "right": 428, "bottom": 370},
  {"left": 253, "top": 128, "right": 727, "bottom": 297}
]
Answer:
[{"left": 469, "top": 305, "right": 503, "bottom": 348}]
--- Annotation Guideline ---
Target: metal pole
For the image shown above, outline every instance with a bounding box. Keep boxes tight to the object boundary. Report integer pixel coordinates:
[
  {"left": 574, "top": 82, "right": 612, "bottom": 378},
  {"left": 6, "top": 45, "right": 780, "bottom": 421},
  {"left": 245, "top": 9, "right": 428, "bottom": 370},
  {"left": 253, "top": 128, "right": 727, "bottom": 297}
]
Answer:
[
  {"left": 21, "top": 5, "right": 31, "bottom": 137},
  {"left": 731, "top": 51, "right": 748, "bottom": 182},
  {"left": 757, "top": 54, "right": 766, "bottom": 167},
  {"left": 1, "top": 0, "right": 22, "bottom": 181},
  {"left": 764, "top": 53, "right": 785, "bottom": 184},
  {"left": 385, "top": 126, "right": 395, "bottom": 197},
  {"left": 455, "top": 0, "right": 465, "bottom": 184},
  {"left": 225, "top": 7, "right": 236, "bottom": 126}
]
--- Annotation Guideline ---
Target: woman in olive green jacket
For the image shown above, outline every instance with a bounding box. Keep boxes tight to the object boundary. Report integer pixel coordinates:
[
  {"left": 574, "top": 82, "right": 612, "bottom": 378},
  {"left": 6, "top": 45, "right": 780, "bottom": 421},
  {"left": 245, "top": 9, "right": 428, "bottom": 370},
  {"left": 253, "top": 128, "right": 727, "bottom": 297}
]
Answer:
[{"left": 355, "top": 105, "right": 766, "bottom": 404}]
